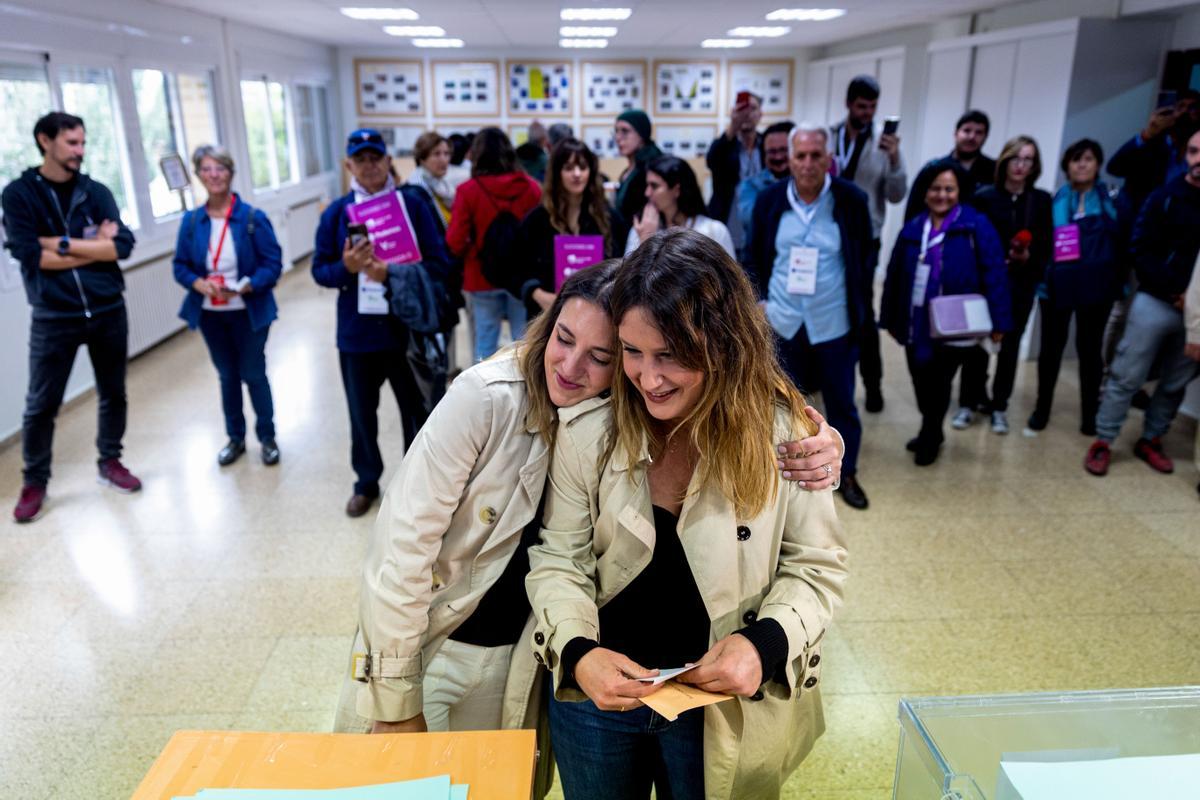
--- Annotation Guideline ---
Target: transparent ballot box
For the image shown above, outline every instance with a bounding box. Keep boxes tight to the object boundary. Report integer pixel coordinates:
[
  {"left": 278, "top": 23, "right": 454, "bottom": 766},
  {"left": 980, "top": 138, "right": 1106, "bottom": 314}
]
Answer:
[{"left": 892, "top": 687, "right": 1200, "bottom": 799}]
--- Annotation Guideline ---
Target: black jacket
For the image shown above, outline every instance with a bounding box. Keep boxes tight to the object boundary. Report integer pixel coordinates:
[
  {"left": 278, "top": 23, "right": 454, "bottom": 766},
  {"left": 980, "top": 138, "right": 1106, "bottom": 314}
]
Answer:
[
  {"left": 745, "top": 176, "right": 877, "bottom": 343},
  {"left": 706, "top": 131, "right": 763, "bottom": 224},
  {"left": 1130, "top": 176, "right": 1200, "bottom": 303},
  {"left": 1107, "top": 133, "right": 1177, "bottom": 215},
  {"left": 2, "top": 168, "right": 135, "bottom": 319},
  {"left": 512, "top": 204, "right": 617, "bottom": 318},
  {"left": 970, "top": 185, "right": 1054, "bottom": 289}
]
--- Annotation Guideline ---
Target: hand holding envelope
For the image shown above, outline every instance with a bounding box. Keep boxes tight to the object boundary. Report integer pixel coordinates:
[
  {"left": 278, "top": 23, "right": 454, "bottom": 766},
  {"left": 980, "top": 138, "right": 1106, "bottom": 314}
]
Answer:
[{"left": 637, "top": 664, "right": 733, "bottom": 722}]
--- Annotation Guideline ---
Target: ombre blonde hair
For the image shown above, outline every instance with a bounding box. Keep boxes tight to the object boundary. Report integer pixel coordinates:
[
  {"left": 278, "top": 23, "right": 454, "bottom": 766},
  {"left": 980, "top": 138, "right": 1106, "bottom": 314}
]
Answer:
[{"left": 609, "top": 229, "right": 815, "bottom": 518}]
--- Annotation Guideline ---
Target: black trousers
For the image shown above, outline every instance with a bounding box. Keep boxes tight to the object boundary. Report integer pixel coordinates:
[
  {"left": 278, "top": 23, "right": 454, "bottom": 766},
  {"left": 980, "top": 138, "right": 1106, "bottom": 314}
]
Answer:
[
  {"left": 907, "top": 343, "right": 978, "bottom": 447},
  {"left": 858, "top": 238, "right": 883, "bottom": 393},
  {"left": 23, "top": 306, "right": 128, "bottom": 487},
  {"left": 339, "top": 335, "right": 429, "bottom": 497},
  {"left": 1034, "top": 299, "right": 1112, "bottom": 428},
  {"left": 959, "top": 280, "right": 1037, "bottom": 412}
]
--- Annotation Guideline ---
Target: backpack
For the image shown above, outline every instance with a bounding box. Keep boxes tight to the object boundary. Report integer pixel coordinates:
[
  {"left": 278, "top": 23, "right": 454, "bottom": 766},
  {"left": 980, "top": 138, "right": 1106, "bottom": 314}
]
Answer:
[{"left": 475, "top": 185, "right": 522, "bottom": 290}]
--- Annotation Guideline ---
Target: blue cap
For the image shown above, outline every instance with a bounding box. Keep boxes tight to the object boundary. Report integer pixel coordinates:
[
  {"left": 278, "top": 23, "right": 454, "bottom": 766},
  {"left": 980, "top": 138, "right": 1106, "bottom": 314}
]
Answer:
[{"left": 346, "top": 128, "right": 387, "bottom": 156}]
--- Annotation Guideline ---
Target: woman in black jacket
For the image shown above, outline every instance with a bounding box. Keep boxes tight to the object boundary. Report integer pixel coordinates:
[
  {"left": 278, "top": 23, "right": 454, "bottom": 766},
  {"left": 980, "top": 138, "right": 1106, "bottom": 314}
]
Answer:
[
  {"left": 513, "top": 138, "right": 616, "bottom": 319},
  {"left": 961, "top": 135, "right": 1053, "bottom": 435}
]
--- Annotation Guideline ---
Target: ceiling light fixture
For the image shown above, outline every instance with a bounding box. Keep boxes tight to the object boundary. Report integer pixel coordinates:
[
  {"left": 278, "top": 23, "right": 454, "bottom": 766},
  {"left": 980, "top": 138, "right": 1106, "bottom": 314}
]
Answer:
[
  {"left": 702, "top": 38, "right": 753, "bottom": 48},
  {"left": 384, "top": 25, "right": 446, "bottom": 36},
  {"left": 412, "top": 38, "right": 464, "bottom": 47},
  {"left": 560, "top": 8, "right": 632, "bottom": 21},
  {"left": 559, "top": 26, "right": 618, "bottom": 37},
  {"left": 765, "top": 8, "right": 845, "bottom": 22},
  {"left": 727, "top": 26, "right": 791, "bottom": 37},
  {"left": 340, "top": 7, "right": 419, "bottom": 20},
  {"left": 560, "top": 38, "right": 609, "bottom": 48}
]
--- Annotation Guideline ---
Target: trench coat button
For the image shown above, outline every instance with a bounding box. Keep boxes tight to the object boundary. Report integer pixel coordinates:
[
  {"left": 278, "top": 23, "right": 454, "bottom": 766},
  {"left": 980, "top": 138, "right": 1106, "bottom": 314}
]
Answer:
[
  {"left": 479, "top": 506, "right": 497, "bottom": 524},
  {"left": 736, "top": 525, "right": 751, "bottom": 541},
  {"left": 808, "top": 653, "right": 821, "bottom": 668},
  {"left": 534, "top": 632, "right": 545, "bottom": 646},
  {"left": 750, "top": 690, "right": 764, "bottom": 701},
  {"left": 742, "top": 610, "right": 757, "bottom": 624},
  {"left": 803, "top": 676, "right": 818, "bottom": 689},
  {"left": 534, "top": 652, "right": 544, "bottom": 664}
]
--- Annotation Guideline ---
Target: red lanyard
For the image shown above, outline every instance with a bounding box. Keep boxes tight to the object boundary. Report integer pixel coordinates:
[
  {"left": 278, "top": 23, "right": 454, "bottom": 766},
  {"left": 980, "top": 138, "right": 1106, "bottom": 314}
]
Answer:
[{"left": 207, "top": 196, "right": 237, "bottom": 273}]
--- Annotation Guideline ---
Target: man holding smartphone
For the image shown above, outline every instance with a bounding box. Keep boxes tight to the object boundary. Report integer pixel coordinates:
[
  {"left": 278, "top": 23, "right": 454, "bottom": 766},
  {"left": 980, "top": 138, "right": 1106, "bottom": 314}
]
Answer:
[
  {"left": 707, "top": 89, "right": 764, "bottom": 256},
  {"left": 828, "top": 75, "right": 907, "bottom": 413},
  {"left": 1108, "top": 89, "right": 1200, "bottom": 215}
]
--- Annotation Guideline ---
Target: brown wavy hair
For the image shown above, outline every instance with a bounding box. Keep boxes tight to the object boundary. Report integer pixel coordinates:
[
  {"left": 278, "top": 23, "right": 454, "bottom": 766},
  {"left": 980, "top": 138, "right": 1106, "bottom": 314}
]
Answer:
[
  {"left": 542, "top": 138, "right": 611, "bottom": 246},
  {"left": 517, "top": 259, "right": 621, "bottom": 443},
  {"left": 609, "top": 229, "right": 815, "bottom": 518},
  {"left": 994, "top": 135, "right": 1042, "bottom": 189}
]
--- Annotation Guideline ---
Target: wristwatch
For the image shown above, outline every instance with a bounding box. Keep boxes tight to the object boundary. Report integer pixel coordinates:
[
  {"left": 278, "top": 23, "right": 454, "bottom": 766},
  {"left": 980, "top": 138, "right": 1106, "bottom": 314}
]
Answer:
[{"left": 57, "top": 236, "right": 70, "bottom": 256}]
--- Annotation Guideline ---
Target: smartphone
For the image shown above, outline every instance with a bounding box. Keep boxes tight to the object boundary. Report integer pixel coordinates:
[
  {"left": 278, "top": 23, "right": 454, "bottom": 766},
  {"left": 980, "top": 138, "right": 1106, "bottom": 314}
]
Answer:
[
  {"left": 348, "top": 223, "right": 369, "bottom": 248},
  {"left": 735, "top": 90, "right": 752, "bottom": 108},
  {"left": 882, "top": 116, "right": 900, "bottom": 136},
  {"left": 1156, "top": 90, "right": 1178, "bottom": 110}
]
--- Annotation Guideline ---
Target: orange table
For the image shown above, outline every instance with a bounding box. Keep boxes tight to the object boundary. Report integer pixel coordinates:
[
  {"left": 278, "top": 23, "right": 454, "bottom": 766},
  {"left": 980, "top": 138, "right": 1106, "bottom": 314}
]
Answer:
[{"left": 131, "top": 730, "right": 536, "bottom": 800}]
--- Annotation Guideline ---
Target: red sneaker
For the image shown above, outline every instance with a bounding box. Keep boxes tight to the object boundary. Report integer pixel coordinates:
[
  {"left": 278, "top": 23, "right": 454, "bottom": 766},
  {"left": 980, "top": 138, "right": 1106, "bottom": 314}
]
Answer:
[
  {"left": 98, "top": 459, "right": 142, "bottom": 493},
  {"left": 13, "top": 484, "right": 46, "bottom": 523},
  {"left": 1084, "top": 441, "right": 1111, "bottom": 476},
  {"left": 1134, "top": 437, "right": 1174, "bottom": 474}
]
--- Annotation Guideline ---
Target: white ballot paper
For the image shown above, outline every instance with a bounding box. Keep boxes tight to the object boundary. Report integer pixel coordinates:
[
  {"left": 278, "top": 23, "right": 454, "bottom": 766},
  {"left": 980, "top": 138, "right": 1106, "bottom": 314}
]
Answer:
[{"left": 637, "top": 665, "right": 699, "bottom": 686}]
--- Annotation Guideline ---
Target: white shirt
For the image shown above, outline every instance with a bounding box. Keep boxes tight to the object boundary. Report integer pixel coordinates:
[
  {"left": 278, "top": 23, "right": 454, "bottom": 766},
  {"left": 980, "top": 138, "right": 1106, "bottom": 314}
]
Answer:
[
  {"left": 624, "top": 214, "right": 737, "bottom": 258},
  {"left": 203, "top": 213, "right": 244, "bottom": 312}
]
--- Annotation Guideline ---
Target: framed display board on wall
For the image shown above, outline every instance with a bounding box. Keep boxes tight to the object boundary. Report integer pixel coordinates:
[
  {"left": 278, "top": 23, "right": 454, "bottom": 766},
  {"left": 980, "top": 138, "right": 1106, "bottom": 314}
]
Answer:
[
  {"left": 355, "top": 59, "right": 424, "bottom": 117},
  {"left": 653, "top": 60, "right": 719, "bottom": 117},
  {"left": 727, "top": 60, "right": 793, "bottom": 116},
  {"left": 581, "top": 60, "right": 647, "bottom": 117},
  {"left": 581, "top": 123, "right": 619, "bottom": 158},
  {"left": 655, "top": 124, "right": 717, "bottom": 159},
  {"left": 507, "top": 61, "right": 573, "bottom": 115},
  {"left": 508, "top": 121, "right": 571, "bottom": 146},
  {"left": 432, "top": 60, "right": 501, "bottom": 117}
]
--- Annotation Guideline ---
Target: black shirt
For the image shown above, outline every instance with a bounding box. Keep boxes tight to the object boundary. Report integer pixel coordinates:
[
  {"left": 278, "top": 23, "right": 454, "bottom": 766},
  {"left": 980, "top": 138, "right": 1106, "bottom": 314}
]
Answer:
[{"left": 43, "top": 173, "right": 78, "bottom": 228}]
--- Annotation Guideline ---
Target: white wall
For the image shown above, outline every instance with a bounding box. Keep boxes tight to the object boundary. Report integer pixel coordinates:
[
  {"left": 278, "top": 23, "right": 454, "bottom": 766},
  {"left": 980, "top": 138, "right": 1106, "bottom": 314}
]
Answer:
[{"left": 0, "top": 0, "right": 342, "bottom": 441}]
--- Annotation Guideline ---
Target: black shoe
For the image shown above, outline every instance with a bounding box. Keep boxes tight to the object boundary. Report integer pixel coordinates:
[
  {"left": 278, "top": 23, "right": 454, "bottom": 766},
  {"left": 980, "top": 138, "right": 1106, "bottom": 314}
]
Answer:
[
  {"left": 1131, "top": 388, "right": 1151, "bottom": 410},
  {"left": 261, "top": 440, "right": 280, "bottom": 466},
  {"left": 865, "top": 388, "right": 884, "bottom": 413},
  {"left": 1026, "top": 410, "right": 1049, "bottom": 431},
  {"left": 217, "top": 439, "right": 245, "bottom": 467},
  {"left": 914, "top": 443, "right": 940, "bottom": 466},
  {"left": 1080, "top": 420, "right": 1097, "bottom": 437},
  {"left": 905, "top": 436, "right": 920, "bottom": 453},
  {"left": 837, "top": 475, "right": 869, "bottom": 510},
  {"left": 345, "top": 493, "right": 377, "bottom": 518}
]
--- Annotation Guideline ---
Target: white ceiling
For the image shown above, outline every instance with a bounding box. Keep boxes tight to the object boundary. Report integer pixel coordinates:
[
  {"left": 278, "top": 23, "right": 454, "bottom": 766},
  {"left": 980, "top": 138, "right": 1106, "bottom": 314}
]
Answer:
[{"left": 147, "top": 0, "right": 1032, "bottom": 50}]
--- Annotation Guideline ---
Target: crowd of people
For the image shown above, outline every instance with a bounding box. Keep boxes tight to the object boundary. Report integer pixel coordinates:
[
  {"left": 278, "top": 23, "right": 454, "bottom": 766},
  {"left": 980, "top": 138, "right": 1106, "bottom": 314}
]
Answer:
[{"left": 2, "top": 73, "right": 1199, "bottom": 800}]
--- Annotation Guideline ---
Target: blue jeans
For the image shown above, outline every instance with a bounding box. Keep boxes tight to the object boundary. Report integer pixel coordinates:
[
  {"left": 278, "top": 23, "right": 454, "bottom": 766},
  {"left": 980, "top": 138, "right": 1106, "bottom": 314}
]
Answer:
[
  {"left": 548, "top": 690, "right": 705, "bottom": 800},
  {"left": 199, "top": 310, "right": 274, "bottom": 443},
  {"left": 469, "top": 289, "right": 526, "bottom": 362},
  {"left": 1095, "top": 292, "right": 1200, "bottom": 443}
]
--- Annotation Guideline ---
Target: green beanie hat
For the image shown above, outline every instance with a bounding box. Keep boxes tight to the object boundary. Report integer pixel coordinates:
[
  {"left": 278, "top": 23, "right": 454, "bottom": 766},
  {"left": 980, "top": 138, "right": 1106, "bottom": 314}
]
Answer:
[{"left": 616, "top": 109, "right": 653, "bottom": 143}]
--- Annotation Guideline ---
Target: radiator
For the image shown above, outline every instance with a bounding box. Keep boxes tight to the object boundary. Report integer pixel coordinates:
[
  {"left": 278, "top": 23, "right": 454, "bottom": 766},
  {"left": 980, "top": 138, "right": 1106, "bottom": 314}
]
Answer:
[
  {"left": 124, "top": 255, "right": 187, "bottom": 356},
  {"left": 285, "top": 197, "right": 322, "bottom": 269}
]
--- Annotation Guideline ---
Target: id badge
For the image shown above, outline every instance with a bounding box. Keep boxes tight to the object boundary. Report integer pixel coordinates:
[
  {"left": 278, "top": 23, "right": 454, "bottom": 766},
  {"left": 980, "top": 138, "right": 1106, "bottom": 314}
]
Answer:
[
  {"left": 82, "top": 225, "right": 99, "bottom": 240},
  {"left": 1053, "top": 224, "right": 1081, "bottom": 263},
  {"left": 787, "top": 246, "right": 819, "bottom": 295},
  {"left": 357, "top": 272, "right": 389, "bottom": 315},
  {"left": 208, "top": 272, "right": 228, "bottom": 307},
  {"left": 911, "top": 261, "right": 931, "bottom": 308}
]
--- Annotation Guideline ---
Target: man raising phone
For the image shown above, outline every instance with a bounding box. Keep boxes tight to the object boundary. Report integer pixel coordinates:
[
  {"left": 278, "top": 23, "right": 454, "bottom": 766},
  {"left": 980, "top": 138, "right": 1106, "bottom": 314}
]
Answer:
[{"left": 707, "top": 89, "right": 764, "bottom": 256}]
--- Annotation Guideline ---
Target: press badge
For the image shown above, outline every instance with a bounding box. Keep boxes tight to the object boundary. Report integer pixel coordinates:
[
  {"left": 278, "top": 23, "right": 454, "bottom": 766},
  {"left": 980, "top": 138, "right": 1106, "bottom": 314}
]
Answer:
[
  {"left": 357, "top": 272, "right": 389, "bottom": 315},
  {"left": 787, "top": 246, "right": 819, "bottom": 295},
  {"left": 82, "top": 225, "right": 99, "bottom": 240},
  {"left": 911, "top": 260, "right": 931, "bottom": 308}
]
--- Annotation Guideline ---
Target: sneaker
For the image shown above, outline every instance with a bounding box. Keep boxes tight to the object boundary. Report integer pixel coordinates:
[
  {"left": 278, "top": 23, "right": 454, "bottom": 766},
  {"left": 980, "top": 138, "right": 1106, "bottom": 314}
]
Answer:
[
  {"left": 991, "top": 411, "right": 1010, "bottom": 435},
  {"left": 98, "top": 459, "right": 142, "bottom": 493},
  {"left": 1084, "top": 440, "right": 1111, "bottom": 476},
  {"left": 13, "top": 484, "right": 46, "bottom": 523},
  {"left": 951, "top": 407, "right": 974, "bottom": 430},
  {"left": 1133, "top": 437, "right": 1174, "bottom": 474}
]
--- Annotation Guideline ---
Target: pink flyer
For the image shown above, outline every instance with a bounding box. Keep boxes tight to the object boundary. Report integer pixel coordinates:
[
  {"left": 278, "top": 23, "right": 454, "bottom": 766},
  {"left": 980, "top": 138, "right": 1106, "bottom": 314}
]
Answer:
[
  {"left": 347, "top": 191, "right": 422, "bottom": 265},
  {"left": 554, "top": 235, "right": 605, "bottom": 291}
]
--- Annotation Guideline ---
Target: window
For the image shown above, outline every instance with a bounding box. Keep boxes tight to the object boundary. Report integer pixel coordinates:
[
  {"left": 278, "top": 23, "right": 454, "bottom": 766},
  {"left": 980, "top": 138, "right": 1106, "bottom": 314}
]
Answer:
[
  {"left": 0, "top": 62, "right": 52, "bottom": 188},
  {"left": 132, "top": 68, "right": 219, "bottom": 218},
  {"left": 59, "top": 65, "right": 137, "bottom": 228},
  {"left": 294, "top": 84, "right": 333, "bottom": 178},
  {"left": 241, "top": 78, "right": 295, "bottom": 190}
]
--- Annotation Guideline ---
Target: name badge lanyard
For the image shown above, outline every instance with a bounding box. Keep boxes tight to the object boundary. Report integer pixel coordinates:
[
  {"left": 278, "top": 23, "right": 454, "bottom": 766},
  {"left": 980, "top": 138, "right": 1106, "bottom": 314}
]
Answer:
[
  {"left": 786, "top": 179, "right": 827, "bottom": 240},
  {"left": 208, "top": 196, "right": 237, "bottom": 275}
]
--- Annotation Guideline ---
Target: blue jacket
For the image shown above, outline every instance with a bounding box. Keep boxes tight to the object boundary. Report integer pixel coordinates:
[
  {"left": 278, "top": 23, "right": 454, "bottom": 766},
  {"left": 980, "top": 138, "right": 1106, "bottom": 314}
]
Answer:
[
  {"left": 172, "top": 195, "right": 282, "bottom": 331},
  {"left": 312, "top": 186, "right": 449, "bottom": 353},
  {"left": 880, "top": 203, "right": 1012, "bottom": 347},
  {"left": 1130, "top": 175, "right": 1200, "bottom": 304},
  {"left": 744, "top": 176, "right": 877, "bottom": 342}
]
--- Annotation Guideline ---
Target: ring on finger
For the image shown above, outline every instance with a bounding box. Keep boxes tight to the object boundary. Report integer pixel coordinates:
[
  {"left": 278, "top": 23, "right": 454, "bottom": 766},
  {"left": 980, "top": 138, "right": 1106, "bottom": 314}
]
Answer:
[{"left": 822, "top": 464, "right": 832, "bottom": 476}]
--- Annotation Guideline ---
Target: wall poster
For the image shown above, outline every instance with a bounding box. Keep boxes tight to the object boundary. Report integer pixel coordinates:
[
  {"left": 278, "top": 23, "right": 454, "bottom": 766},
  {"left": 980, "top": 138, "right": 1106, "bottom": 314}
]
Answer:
[
  {"left": 727, "top": 60, "right": 793, "bottom": 116},
  {"left": 432, "top": 61, "right": 500, "bottom": 117},
  {"left": 581, "top": 124, "right": 619, "bottom": 158},
  {"left": 653, "top": 60, "right": 718, "bottom": 116},
  {"left": 507, "top": 61, "right": 572, "bottom": 115},
  {"left": 654, "top": 125, "right": 717, "bottom": 159},
  {"left": 580, "top": 60, "right": 647, "bottom": 117},
  {"left": 355, "top": 59, "right": 424, "bottom": 117}
]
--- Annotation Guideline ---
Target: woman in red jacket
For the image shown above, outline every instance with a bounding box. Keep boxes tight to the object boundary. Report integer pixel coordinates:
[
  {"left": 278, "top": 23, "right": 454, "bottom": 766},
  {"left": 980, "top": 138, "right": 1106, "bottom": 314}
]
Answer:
[{"left": 446, "top": 127, "right": 542, "bottom": 361}]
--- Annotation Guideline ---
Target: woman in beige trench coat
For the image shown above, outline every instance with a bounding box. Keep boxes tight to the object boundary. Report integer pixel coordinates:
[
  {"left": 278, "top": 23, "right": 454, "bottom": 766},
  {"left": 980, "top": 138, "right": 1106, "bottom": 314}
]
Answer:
[{"left": 526, "top": 230, "right": 849, "bottom": 800}]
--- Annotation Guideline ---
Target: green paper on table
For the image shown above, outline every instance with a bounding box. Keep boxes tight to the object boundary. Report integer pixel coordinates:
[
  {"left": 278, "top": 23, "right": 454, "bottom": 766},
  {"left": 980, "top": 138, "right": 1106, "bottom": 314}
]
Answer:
[{"left": 172, "top": 774, "right": 468, "bottom": 799}]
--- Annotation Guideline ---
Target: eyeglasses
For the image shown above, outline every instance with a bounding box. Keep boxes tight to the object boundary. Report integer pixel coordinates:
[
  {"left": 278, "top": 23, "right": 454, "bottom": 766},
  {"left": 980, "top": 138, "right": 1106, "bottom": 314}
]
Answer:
[
  {"left": 198, "top": 166, "right": 230, "bottom": 175},
  {"left": 1010, "top": 156, "right": 1035, "bottom": 166},
  {"left": 613, "top": 126, "right": 635, "bottom": 137}
]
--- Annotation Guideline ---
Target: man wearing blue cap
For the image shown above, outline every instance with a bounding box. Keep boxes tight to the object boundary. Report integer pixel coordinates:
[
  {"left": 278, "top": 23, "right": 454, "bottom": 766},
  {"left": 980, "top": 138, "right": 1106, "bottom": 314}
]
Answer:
[{"left": 312, "top": 129, "right": 451, "bottom": 518}]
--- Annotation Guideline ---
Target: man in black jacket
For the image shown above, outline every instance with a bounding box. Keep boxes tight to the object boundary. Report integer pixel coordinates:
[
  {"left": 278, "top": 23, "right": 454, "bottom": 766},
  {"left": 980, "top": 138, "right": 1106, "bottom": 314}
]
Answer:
[
  {"left": 1086, "top": 129, "right": 1200, "bottom": 477},
  {"left": 904, "top": 110, "right": 996, "bottom": 221},
  {"left": 706, "top": 90, "right": 763, "bottom": 255},
  {"left": 2, "top": 112, "right": 140, "bottom": 522},
  {"left": 746, "top": 125, "right": 875, "bottom": 510},
  {"left": 1107, "top": 89, "right": 1200, "bottom": 215}
]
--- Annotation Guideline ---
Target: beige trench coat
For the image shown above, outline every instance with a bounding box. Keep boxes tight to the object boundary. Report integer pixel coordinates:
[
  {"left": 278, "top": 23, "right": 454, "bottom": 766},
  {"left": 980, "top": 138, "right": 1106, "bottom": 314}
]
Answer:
[{"left": 526, "top": 400, "right": 848, "bottom": 800}]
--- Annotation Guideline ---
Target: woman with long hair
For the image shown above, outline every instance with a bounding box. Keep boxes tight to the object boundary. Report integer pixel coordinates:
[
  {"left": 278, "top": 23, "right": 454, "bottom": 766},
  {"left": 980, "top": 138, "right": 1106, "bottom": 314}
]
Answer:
[
  {"left": 625, "top": 154, "right": 735, "bottom": 257},
  {"left": 526, "top": 229, "right": 847, "bottom": 800},
  {"left": 513, "top": 138, "right": 617, "bottom": 318}
]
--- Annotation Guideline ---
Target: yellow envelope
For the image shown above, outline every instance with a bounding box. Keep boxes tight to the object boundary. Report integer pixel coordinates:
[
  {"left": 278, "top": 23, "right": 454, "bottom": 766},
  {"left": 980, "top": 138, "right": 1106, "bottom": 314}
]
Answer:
[{"left": 641, "top": 681, "right": 733, "bottom": 721}]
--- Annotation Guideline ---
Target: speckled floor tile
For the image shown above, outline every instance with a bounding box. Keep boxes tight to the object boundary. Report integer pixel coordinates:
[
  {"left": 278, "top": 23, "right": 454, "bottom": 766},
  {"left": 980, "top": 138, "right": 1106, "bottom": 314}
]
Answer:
[
  {"left": 114, "top": 635, "right": 277, "bottom": 715},
  {"left": 0, "top": 715, "right": 103, "bottom": 800},
  {"left": 168, "top": 577, "right": 358, "bottom": 639},
  {"left": 790, "top": 693, "right": 901, "bottom": 791},
  {"left": 242, "top": 635, "right": 351, "bottom": 714}
]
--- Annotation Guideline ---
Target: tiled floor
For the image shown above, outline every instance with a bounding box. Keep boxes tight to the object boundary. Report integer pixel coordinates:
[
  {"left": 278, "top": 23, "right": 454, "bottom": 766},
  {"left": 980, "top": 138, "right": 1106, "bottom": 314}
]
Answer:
[{"left": 1, "top": 268, "right": 1197, "bottom": 799}]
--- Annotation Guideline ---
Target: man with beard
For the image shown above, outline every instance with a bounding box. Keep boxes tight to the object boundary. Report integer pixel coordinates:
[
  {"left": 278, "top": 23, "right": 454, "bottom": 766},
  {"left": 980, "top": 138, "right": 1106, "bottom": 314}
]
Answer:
[
  {"left": 3, "top": 112, "right": 140, "bottom": 523},
  {"left": 905, "top": 110, "right": 995, "bottom": 221},
  {"left": 1108, "top": 89, "right": 1200, "bottom": 214},
  {"left": 707, "top": 90, "right": 764, "bottom": 257},
  {"left": 734, "top": 120, "right": 794, "bottom": 262},
  {"left": 829, "top": 75, "right": 907, "bottom": 412}
]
